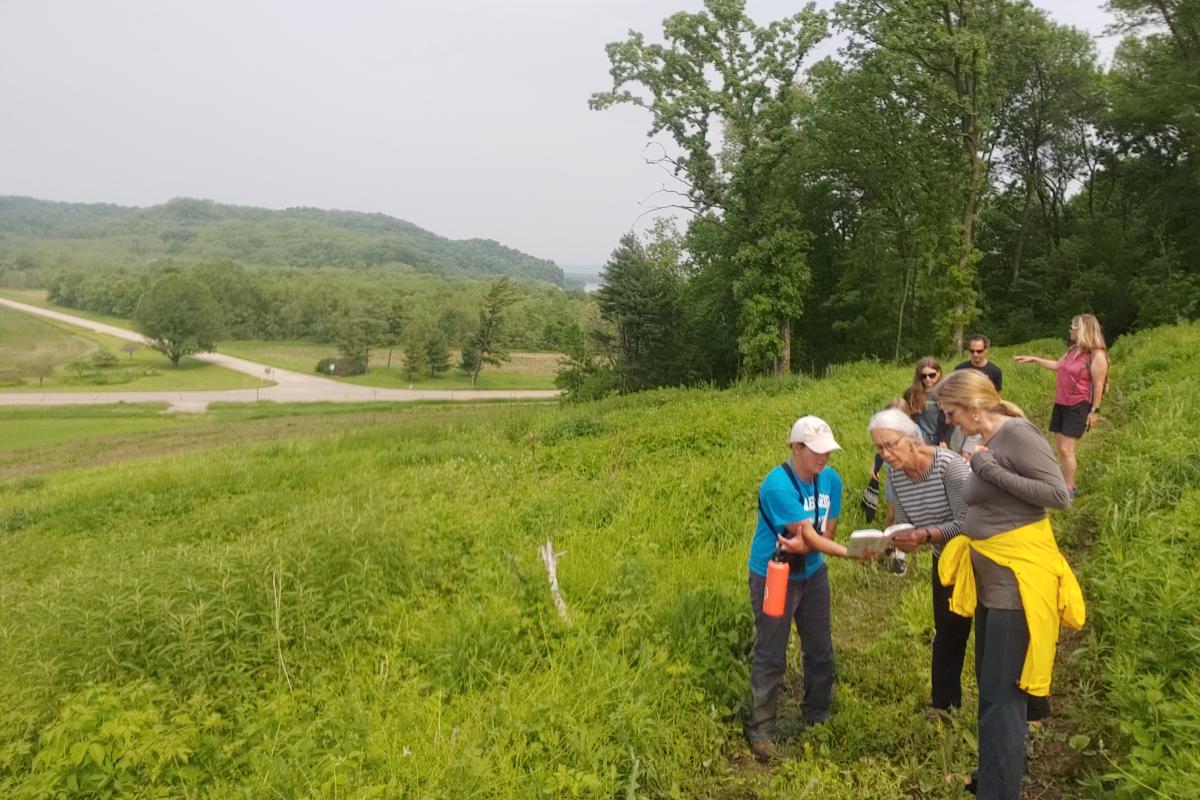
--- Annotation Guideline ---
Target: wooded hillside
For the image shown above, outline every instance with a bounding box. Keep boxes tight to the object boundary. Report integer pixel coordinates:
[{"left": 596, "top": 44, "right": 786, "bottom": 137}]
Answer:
[{"left": 0, "top": 196, "right": 564, "bottom": 285}]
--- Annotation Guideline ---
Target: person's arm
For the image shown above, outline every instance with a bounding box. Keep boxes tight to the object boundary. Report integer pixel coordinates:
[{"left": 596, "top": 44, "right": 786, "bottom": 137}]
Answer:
[
  {"left": 1012, "top": 354, "right": 1059, "bottom": 370},
  {"left": 936, "top": 409, "right": 953, "bottom": 447},
  {"left": 929, "top": 457, "right": 970, "bottom": 546},
  {"left": 761, "top": 485, "right": 811, "bottom": 553},
  {"left": 1087, "top": 350, "right": 1109, "bottom": 429},
  {"left": 823, "top": 518, "right": 838, "bottom": 541},
  {"left": 778, "top": 520, "right": 848, "bottom": 558},
  {"left": 969, "top": 424, "right": 1070, "bottom": 509},
  {"left": 822, "top": 470, "right": 842, "bottom": 541}
]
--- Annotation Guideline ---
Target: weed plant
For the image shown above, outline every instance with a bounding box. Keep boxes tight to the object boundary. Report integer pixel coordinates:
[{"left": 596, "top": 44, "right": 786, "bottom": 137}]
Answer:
[{"left": 0, "top": 334, "right": 1173, "bottom": 798}]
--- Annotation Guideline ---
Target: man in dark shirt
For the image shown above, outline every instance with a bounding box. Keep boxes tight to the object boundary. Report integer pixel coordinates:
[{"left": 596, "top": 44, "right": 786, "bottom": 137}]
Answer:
[{"left": 955, "top": 334, "right": 1002, "bottom": 391}]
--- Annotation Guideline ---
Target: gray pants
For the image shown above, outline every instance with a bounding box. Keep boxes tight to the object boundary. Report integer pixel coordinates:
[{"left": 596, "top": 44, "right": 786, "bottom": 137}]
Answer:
[
  {"left": 746, "top": 566, "right": 834, "bottom": 742},
  {"left": 975, "top": 606, "right": 1030, "bottom": 800}
]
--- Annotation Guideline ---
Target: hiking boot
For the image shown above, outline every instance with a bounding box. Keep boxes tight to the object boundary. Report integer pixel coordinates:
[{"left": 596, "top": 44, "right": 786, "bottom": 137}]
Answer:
[{"left": 750, "top": 739, "right": 776, "bottom": 764}]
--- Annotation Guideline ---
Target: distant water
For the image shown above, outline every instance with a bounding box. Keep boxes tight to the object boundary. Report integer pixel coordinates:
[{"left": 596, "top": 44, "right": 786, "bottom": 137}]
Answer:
[{"left": 562, "top": 267, "right": 603, "bottom": 294}]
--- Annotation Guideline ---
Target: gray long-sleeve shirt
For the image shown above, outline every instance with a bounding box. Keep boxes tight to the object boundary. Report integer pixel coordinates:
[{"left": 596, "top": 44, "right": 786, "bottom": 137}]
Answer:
[{"left": 965, "top": 417, "right": 1070, "bottom": 609}]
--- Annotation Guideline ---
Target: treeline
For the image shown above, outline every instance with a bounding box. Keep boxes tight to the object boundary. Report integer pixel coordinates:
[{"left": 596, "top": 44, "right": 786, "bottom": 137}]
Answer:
[
  {"left": 575, "top": 0, "right": 1199, "bottom": 393},
  {"left": 40, "top": 262, "right": 592, "bottom": 353},
  {"left": 0, "top": 196, "right": 564, "bottom": 284}
]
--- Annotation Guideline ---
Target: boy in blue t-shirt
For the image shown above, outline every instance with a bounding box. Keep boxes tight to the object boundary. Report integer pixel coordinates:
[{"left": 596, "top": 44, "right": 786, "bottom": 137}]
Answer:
[{"left": 746, "top": 415, "right": 844, "bottom": 763}]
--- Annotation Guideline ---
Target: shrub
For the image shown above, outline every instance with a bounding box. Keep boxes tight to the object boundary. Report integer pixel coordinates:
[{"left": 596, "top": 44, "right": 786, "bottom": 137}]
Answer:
[
  {"left": 90, "top": 350, "right": 120, "bottom": 368},
  {"left": 315, "top": 357, "right": 366, "bottom": 376},
  {"left": 541, "top": 414, "right": 605, "bottom": 444}
]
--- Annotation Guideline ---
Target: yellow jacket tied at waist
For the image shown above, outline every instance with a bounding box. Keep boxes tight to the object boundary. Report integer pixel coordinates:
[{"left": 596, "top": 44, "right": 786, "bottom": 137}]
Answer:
[{"left": 938, "top": 517, "right": 1085, "bottom": 696}]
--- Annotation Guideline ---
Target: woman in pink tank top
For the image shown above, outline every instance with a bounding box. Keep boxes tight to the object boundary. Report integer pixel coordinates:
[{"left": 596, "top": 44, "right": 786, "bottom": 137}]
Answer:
[{"left": 1013, "top": 314, "right": 1109, "bottom": 496}]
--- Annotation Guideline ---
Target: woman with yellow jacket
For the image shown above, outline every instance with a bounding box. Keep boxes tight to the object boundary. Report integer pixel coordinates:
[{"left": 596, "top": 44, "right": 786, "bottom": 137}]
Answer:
[{"left": 931, "top": 370, "right": 1085, "bottom": 800}]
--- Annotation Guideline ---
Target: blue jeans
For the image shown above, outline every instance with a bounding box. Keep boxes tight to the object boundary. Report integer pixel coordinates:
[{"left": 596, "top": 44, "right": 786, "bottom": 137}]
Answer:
[
  {"left": 975, "top": 606, "right": 1030, "bottom": 800},
  {"left": 746, "top": 566, "right": 834, "bottom": 742}
]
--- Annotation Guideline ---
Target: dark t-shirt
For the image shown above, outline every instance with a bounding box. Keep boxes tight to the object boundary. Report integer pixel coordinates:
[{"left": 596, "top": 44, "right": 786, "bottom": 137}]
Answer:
[{"left": 954, "top": 360, "right": 1003, "bottom": 392}]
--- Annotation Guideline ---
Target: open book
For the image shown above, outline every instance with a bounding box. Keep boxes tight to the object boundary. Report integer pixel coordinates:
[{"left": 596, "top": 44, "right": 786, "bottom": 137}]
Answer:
[{"left": 846, "top": 523, "right": 914, "bottom": 558}]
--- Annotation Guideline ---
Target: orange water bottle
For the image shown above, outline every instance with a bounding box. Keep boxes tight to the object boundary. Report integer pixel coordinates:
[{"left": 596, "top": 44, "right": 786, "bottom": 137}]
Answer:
[{"left": 763, "top": 550, "right": 789, "bottom": 617}]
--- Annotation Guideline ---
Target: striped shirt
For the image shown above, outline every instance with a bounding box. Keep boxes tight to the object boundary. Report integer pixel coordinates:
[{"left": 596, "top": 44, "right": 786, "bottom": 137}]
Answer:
[{"left": 885, "top": 448, "right": 970, "bottom": 554}]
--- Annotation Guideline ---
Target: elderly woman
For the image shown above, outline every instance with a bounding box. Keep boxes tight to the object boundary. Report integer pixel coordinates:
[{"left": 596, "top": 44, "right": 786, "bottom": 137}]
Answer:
[
  {"left": 1013, "top": 313, "right": 1110, "bottom": 497},
  {"left": 931, "top": 370, "right": 1085, "bottom": 800},
  {"left": 867, "top": 408, "right": 972, "bottom": 711}
]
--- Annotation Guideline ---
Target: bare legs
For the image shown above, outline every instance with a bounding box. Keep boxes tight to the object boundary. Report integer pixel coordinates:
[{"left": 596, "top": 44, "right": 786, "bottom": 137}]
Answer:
[{"left": 1055, "top": 432, "right": 1079, "bottom": 490}]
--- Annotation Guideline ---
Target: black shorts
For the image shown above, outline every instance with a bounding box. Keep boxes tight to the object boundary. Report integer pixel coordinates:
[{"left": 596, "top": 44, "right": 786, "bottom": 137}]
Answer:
[{"left": 1050, "top": 401, "right": 1090, "bottom": 438}]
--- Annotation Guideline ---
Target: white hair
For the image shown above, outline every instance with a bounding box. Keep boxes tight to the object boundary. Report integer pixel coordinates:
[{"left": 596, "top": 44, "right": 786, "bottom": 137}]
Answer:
[{"left": 867, "top": 408, "right": 921, "bottom": 440}]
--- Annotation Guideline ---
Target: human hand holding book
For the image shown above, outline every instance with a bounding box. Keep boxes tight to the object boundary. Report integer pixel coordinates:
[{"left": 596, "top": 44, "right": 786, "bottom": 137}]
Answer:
[{"left": 845, "top": 523, "right": 915, "bottom": 559}]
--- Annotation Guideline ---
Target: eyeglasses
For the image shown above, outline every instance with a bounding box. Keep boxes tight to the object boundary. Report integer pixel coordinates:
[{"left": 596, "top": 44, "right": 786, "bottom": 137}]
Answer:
[
  {"left": 921, "top": 371, "right": 939, "bottom": 379},
  {"left": 969, "top": 349, "right": 985, "bottom": 354},
  {"left": 873, "top": 437, "right": 906, "bottom": 455}
]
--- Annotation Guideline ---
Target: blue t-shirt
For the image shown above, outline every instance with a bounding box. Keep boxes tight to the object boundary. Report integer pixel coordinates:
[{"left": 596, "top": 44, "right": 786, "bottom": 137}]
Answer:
[{"left": 748, "top": 464, "right": 843, "bottom": 581}]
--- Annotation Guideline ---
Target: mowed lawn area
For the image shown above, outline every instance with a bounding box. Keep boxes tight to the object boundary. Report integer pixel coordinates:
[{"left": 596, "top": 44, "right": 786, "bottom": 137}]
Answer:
[
  {"left": 0, "top": 405, "right": 180, "bottom": 451},
  {"left": 0, "top": 305, "right": 263, "bottom": 392},
  {"left": 220, "top": 339, "right": 562, "bottom": 390},
  {"left": 0, "top": 294, "right": 561, "bottom": 390}
]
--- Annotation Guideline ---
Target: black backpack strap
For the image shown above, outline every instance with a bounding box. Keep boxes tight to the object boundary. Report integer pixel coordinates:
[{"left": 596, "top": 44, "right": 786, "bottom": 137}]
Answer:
[{"left": 781, "top": 461, "right": 822, "bottom": 533}]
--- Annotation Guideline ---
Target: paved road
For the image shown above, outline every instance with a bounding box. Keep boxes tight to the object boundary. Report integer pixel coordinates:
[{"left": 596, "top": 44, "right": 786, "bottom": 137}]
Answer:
[{"left": 0, "top": 297, "right": 561, "bottom": 411}]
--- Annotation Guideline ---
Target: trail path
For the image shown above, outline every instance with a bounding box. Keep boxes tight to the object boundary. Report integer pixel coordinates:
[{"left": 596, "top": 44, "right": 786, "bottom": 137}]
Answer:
[{"left": 0, "top": 297, "right": 560, "bottom": 411}]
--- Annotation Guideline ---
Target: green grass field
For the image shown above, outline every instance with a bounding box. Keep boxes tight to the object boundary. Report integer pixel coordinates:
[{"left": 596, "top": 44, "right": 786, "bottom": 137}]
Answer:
[
  {"left": 0, "top": 303, "right": 99, "bottom": 382},
  {"left": 220, "top": 339, "right": 561, "bottom": 389},
  {"left": 0, "top": 288, "right": 134, "bottom": 329},
  {"left": 0, "top": 293, "right": 560, "bottom": 390},
  {"left": 0, "top": 305, "right": 263, "bottom": 392},
  {"left": 0, "top": 328, "right": 1194, "bottom": 797},
  {"left": 0, "top": 405, "right": 179, "bottom": 450}
]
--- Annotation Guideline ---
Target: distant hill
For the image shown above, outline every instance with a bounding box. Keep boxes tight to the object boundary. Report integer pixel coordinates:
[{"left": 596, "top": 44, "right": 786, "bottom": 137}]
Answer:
[{"left": 0, "top": 196, "right": 564, "bottom": 285}]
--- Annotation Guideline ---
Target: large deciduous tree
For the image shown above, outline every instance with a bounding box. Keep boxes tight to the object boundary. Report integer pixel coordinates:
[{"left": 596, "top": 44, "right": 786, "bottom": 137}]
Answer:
[
  {"left": 592, "top": 0, "right": 828, "bottom": 375},
  {"left": 134, "top": 273, "right": 222, "bottom": 366},
  {"left": 833, "top": 0, "right": 1047, "bottom": 350}
]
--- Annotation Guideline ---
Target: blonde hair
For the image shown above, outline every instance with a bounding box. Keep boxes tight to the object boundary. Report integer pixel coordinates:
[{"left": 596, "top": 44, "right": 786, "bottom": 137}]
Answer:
[
  {"left": 1072, "top": 313, "right": 1107, "bottom": 353},
  {"left": 885, "top": 395, "right": 911, "bottom": 415},
  {"left": 931, "top": 369, "right": 1026, "bottom": 419}
]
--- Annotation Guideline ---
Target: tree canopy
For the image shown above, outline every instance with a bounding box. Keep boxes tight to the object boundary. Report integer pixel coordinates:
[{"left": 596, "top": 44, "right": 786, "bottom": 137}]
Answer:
[
  {"left": 575, "top": 0, "right": 1200, "bottom": 391},
  {"left": 133, "top": 273, "right": 222, "bottom": 366}
]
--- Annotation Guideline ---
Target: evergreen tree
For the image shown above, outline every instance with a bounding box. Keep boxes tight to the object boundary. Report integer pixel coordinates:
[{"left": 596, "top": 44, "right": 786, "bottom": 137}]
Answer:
[{"left": 461, "top": 277, "right": 519, "bottom": 386}]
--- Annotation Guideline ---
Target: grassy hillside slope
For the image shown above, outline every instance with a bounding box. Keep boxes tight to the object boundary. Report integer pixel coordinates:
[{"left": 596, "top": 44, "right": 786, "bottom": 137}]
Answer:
[{"left": 0, "top": 327, "right": 1194, "bottom": 797}]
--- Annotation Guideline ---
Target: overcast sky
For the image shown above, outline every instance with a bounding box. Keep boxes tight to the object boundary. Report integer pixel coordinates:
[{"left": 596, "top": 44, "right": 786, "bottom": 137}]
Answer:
[{"left": 0, "top": 1, "right": 1119, "bottom": 268}]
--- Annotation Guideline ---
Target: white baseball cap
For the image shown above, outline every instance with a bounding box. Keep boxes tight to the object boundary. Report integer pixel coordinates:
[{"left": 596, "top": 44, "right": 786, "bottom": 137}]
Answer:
[{"left": 788, "top": 415, "right": 841, "bottom": 453}]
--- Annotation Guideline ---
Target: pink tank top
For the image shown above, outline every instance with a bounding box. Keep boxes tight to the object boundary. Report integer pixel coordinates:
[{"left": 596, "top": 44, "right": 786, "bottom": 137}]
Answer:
[{"left": 1054, "top": 346, "right": 1092, "bottom": 406}]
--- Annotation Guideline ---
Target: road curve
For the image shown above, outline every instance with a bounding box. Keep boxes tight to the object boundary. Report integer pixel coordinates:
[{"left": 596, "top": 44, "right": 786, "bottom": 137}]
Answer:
[{"left": 0, "top": 297, "right": 561, "bottom": 411}]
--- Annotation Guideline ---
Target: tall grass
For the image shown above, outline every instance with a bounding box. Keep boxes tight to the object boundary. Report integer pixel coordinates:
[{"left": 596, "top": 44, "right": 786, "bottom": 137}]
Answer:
[
  {"left": 0, "top": 334, "right": 1168, "bottom": 798},
  {"left": 1061, "top": 322, "right": 1200, "bottom": 798}
]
